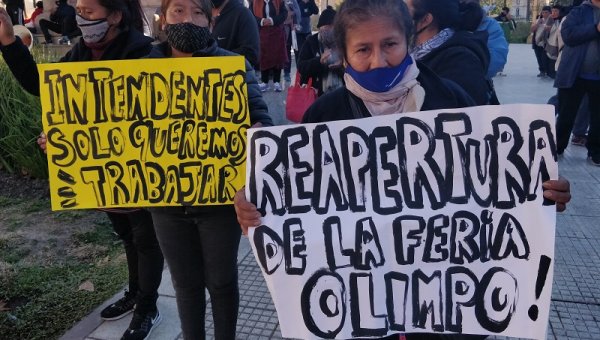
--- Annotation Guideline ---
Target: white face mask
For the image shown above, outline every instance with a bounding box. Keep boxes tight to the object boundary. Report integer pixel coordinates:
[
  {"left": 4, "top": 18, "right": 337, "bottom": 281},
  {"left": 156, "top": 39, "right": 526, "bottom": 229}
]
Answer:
[{"left": 76, "top": 15, "right": 111, "bottom": 43}]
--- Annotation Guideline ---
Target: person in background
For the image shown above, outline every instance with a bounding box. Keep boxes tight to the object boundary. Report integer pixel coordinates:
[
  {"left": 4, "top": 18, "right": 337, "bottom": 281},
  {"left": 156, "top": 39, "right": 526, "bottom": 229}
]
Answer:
[
  {"left": 296, "top": 5, "right": 343, "bottom": 96},
  {"left": 251, "top": 0, "right": 288, "bottom": 92},
  {"left": 282, "top": 0, "right": 300, "bottom": 83},
  {"left": 461, "top": 0, "right": 508, "bottom": 97},
  {"left": 212, "top": 0, "right": 260, "bottom": 68},
  {"left": 3, "top": 0, "right": 24, "bottom": 25},
  {"left": 495, "top": 6, "right": 516, "bottom": 30},
  {"left": 38, "top": 0, "right": 80, "bottom": 44},
  {"left": 24, "top": 0, "right": 43, "bottom": 33},
  {"left": 407, "top": 0, "right": 491, "bottom": 105},
  {"left": 0, "top": 1, "right": 165, "bottom": 339},
  {"left": 531, "top": 6, "right": 553, "bottom": 78},
  {"left": 295, "top": 0, "right": 317, "bottom": 56},
  {"left": 148, "top": 0, "right": 272, "bottom": 338},
  {"left": 544, "top": 5, "right": 564, "bottom": 79},
  {"left": 554, "top": 0, "right": 600, "bottom": 166}
]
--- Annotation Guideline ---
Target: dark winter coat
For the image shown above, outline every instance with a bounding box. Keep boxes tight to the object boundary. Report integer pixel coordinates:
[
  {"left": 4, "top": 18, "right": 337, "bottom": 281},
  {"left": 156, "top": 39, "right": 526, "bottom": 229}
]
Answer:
[
  {"left": 0, "top": 28, "right": 153, "bottom": 96},
  {"left": 212, "top": 0, "right": 260, "bottom": 67},
  {"left": 50, "top": 2, "right": 76, "bottom": 24},
  {"left": 297, "top": 33, "right": 344, "bottom": 95},
  {"left": 418, "top": 30, "right": 491, "bottom": 105},
  {"left": 147, "top": 40, "right": 273, "bottom": 127},
  {"left": 302, "top": 62, "right": 475, "bottom": 123},
  {"left": 554, "top": 2, "right": 600, "bottom": 89}
]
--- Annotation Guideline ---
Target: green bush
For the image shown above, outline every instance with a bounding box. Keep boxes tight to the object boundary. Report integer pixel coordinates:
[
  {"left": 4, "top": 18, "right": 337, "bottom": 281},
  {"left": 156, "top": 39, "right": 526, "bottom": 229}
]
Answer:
[
  {"left": 503, "top": 20, "right": 533, "bottom": 44},
  {"left": 0, "top": 46, "right": 62, "bottom": 179}
]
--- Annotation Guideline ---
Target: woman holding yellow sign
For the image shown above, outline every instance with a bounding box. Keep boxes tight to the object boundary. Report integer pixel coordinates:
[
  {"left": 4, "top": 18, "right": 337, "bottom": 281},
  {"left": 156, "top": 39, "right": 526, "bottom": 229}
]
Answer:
[
  {"left": 146, "top": 0, "right": 272, "bottom": 338},
  {"left": 0, "top": 1, "right": 164, "bottom": 339}
]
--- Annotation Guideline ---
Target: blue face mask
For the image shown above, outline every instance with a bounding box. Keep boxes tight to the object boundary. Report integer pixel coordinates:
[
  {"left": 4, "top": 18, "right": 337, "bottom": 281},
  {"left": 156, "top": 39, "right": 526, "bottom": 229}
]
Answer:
[{"left": 345, "top": 55, "right": 413, "bottom": 93}]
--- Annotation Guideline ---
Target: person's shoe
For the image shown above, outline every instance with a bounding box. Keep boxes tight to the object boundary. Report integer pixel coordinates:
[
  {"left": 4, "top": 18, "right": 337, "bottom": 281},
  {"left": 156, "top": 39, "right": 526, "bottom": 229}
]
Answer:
[
  {"left": 496, "top": 71, "right": 507, "bottom": 77},
  {"left": 258, "top": 82, "right": 269, "bottom": 92},
  {"left": 588, "top": 156, "right": 600, "bottom": 166},
  {"left": 273, "top": 82, "right": 283, "bottom": 92},
  {"left": 58, "top": 36, "right": 70, "bottom": 45},
  {"left": 121, "top": 309, "right": 161, "bottom": 340},
  {"left": 571, "top": 135, "right": 587, "bottom": 146},
  {"left": 536, "top": 72, "right": 544, "bottom": 77},
  {"left": 284, "top": 72, "right": 291, "bottom": 83},
  {"left": 100, "top": 291, "right": 136, "bottom": 320}
]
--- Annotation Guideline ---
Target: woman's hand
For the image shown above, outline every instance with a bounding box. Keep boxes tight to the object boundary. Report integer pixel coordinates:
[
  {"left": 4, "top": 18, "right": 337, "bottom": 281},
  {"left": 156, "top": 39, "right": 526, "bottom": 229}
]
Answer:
[
  {"left": 37, "top": 132, "right": 47, "bottom": 154},
  {"left": 0, "top": 8, "right": 16, "bottom": 46},
  {"left": 234, "top": 188, "right": 262, "bottom": 236},
  {"left": 320, "top": 49, "right": 331, "bottom": 65},
  {"left": 542, "top": 176, "right": 571, "bottom": 212}
]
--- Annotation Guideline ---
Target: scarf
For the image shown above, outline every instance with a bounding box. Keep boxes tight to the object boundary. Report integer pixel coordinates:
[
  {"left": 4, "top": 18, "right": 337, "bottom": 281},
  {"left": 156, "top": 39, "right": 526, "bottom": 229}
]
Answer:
[
  {"left": 253, "top": 0, "right": 281, "bottom": 19},
  {"left": 411, "top": 28, "right": 455, "bottom": 61},
  {"left": 344, "top": 59, "right": 425, "bottom": 116}
]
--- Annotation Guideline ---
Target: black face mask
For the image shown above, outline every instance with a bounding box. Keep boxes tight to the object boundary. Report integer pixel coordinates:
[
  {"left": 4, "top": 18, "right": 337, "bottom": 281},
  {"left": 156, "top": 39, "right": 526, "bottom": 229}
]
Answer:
[{"left": 164, "top": 22, "right": 212, "bottom": 53}]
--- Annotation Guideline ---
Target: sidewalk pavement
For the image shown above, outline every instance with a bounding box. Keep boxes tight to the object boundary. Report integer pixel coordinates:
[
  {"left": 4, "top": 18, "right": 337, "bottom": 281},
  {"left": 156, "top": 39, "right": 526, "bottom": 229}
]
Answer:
[{"left": 61, "top": 44, "right": 600, "bottom": 340}]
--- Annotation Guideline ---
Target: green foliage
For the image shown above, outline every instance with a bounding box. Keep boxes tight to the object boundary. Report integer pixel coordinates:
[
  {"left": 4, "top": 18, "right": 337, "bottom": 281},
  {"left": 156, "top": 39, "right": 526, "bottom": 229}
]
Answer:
[
  {"left": 0, "top": 45, "right": 61, "bottom": 179},
  {"left": 505, "top": 21, "right": 531, "bottom": 44}
]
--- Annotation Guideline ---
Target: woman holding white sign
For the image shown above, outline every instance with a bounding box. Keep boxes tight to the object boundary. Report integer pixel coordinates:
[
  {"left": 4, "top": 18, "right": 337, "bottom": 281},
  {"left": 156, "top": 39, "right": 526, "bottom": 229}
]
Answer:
[
  {"left": 0, "top": 1, "right": 165, "bottom": 339},
  {"left": 145, "top": 0, "right": 272, "bottom": 338},
  {"left": 234, "top": 0, "right": 571, "bottom": 338}
]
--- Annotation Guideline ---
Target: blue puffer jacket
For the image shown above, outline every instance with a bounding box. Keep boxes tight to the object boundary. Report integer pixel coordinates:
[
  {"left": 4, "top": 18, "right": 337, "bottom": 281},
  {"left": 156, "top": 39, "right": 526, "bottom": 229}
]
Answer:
[
  {"left": 147, "top": 40, "right": 273, "bottom": 127},
  {"left": 554, "top": 1, "right": 600, "bottom": 89}
]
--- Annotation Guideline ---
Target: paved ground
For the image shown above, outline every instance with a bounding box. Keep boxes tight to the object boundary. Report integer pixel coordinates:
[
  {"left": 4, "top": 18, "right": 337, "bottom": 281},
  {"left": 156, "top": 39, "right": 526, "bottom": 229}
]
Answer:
[{"left": 60, "top": 44, "right": 600, "bottom": 340}]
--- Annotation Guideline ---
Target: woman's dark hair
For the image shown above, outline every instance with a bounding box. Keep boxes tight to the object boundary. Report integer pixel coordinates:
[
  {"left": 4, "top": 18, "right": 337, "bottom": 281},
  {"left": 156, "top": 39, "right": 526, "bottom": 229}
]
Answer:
[
  {"left": 412, "top": 0, "right": 482, "bottom": 31},
  {"left": 160, "top": 0, "right": 213, "bottom": 27},
  {"left": 333, "top": 0, "right": 413, "bottom": 60},
  {"left": 99, "top": 0, "right": 148, "bottom": 32}
]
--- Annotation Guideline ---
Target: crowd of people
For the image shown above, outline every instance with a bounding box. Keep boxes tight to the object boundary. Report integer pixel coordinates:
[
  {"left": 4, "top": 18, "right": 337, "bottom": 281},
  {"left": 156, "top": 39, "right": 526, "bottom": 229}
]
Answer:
[{"left": 0, "top": 0, "right": 586, "bottom": 338}]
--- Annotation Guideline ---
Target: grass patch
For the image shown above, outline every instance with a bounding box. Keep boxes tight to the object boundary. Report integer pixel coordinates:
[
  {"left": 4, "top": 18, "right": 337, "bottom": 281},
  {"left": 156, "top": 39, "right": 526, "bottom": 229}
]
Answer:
[
  {"left": 22, "top": 199, "right": 50, "bottom": 214},
  {"left": 73, "top": 221, "right": 118, "bottom": 245},
  {"left": 53, "top": 210, "right": 89, "bottom": 222},
  {"left": 0, "top": 208, "right": 128, "bottom": 339},
  {"left": 0, "top": 196, "right": 23, "bottom": 207},
  {"left": 0, "top": 261, "right": 127, "bottom": 340}
]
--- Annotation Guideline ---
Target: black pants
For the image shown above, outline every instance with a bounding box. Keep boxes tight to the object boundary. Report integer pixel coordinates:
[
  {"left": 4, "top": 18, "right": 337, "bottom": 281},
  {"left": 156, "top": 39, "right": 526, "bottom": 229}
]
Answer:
[
  {"left": 556, "top": 78, "right": 600, "bottom": 157},
  {"left": 533, "top": 45, "right": 547, "bottom": 74},
  {"left": 39, "top": 17, "right": 80, "bottom": 42},
  {"left": 261, "top": 67, "right": 281, "bottom": 83},
  {"left": 151, "top": 206, "right": 241, "bottom": 340},
  {"left": 107, "top": 210, "right": 164, "bottom": 313}
]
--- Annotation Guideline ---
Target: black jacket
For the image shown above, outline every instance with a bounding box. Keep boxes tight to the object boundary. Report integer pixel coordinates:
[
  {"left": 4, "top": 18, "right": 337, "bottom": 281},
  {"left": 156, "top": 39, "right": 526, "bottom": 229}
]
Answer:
[
  {"left": 302, "top": 62, "right": 475, "bottom": 123},
  {"left": 418, "top": 31, "right": 491, "bottom": 105},
  {"left": 297, "top": 33, "right": 344, "bottom": 95},
  {"left": 148, "top": 40, "right": 273, "bottom": 127},
  {"left": 212, "top": 0, "right": 260, "bottom": 68},
  {"left": 0, "top": 29, "right": 153, "bottom": 96},
  {"left": 50, "top": 2, "right": 76, "bottom": 24}
]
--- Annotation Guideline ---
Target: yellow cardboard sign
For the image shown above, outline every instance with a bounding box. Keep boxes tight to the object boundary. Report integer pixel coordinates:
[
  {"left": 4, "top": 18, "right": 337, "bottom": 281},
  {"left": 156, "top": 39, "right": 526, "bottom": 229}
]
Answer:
[{"left": 39, "top": 56, "right": 249, "bottom": 210}]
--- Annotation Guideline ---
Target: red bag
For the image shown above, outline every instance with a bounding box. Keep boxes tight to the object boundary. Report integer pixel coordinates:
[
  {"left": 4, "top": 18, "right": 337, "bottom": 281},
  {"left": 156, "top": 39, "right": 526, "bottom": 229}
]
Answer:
[{"left": 285, "top": 73, "right": 317, "bottom": 123}]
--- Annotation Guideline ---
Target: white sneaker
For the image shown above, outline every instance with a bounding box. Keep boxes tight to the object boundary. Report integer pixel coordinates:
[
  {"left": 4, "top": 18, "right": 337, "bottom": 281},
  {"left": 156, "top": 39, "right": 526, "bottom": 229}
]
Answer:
[
  {"left": 258, "top": 82, "right": 269, "bottom": 92},
  {"left": 273, "top": 82, "right": 283, "bottom": 92}
]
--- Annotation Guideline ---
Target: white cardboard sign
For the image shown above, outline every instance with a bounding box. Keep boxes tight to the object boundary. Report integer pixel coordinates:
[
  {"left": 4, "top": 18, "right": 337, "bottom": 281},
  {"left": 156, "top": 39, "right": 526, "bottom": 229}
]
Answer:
[{"left": 246, "top": 104, "right": 557, "bottom": 339}]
